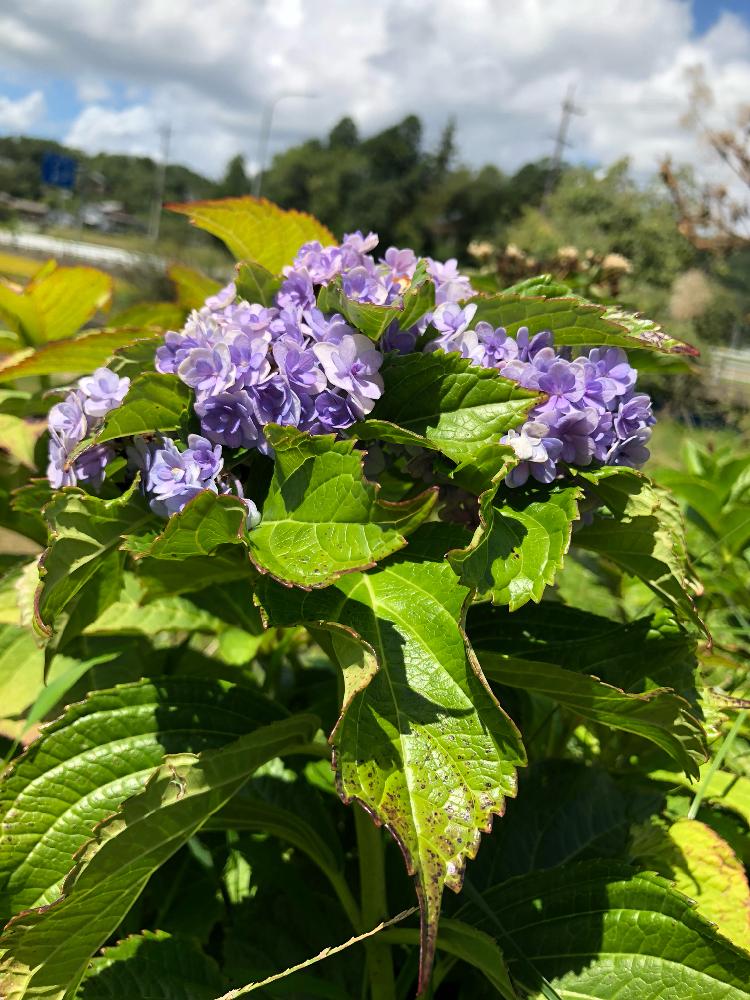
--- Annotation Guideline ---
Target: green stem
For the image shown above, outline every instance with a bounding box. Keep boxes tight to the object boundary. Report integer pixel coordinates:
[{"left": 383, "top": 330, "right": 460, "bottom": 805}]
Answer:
[
  {"left": 355, "top": 806, "right": 396, "bottom": 1000},
  {"left": 688, "top": 709, "right": 747, "bottom": 820}
]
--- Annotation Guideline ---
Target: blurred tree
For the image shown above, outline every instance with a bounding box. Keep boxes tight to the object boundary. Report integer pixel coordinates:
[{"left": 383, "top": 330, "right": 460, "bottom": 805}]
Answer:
[{"left": 218, "top": 154, "right": 251, "bottom": 197}]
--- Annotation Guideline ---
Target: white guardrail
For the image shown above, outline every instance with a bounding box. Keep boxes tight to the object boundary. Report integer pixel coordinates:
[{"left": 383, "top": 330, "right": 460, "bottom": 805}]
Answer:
[
  {"left": 0, "top": 228, "right": 165, "bottom": 272},
  {"left": 709, "top": 347, "right": 750, "bottom": 388}
]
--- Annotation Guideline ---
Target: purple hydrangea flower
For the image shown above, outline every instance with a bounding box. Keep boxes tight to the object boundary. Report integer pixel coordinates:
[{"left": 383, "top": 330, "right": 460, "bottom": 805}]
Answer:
[
  {"left": 277, "top": 268, "right": 315, "bottom": 310},
  {"left": 77, "top": 368, "right": 130, "bottom": 419},
  {"left": 48, "top": 394, "right": 87, "bottom": 447},
  {"left": 47, "top": 438, "right": 78, "bottom": 489},
  {"left": 313, "top": 333, "right": 384, "bottom": 414},
  {"left": 178, "top": 343, "right": 235, "bottom": 396},
  {"left": 587, "top": 347, "right": 637, "bottom": 396},
  {"left": 614, "top": 393, "right": 655, "bottom": 440},
  {"left": 205, "top": 282, "right": 237, "bottom": 310},
  {"left": 504, "top": 421, "right": 564, "bottom": 487},
  {"left": 196, "top": 391, "right": 259, "bottom": 449},
  {"left": 273, "top": 339, "right": 326, "bottom": 395},
  {"left": 146, "top": 437, "right": 212, "bottom": 516},
  {"left": 313, "top": 390, "right": 361, "bottom": 432},
  {"left": 74, "top": 444, "right": 115, "bottom": 487}
]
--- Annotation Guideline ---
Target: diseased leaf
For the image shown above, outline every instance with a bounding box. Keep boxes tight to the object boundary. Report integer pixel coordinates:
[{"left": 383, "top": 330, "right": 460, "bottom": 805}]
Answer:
[
  {"left": 317, "top": 259, "right": 435, "bottom": 341},
  {"left": 247, "top": 426, "right": 436, "bottom": 587},
  {"left": 462, "top": 861, "right": 750, "bottom": 999},
  {"left": 257, "top": 548, "right": 525, "bottom": 991},
  {"left": 448, "top": 485, "right": 580, "bottom": 609},
  {"left": 35, "top": 483, "right": 157, "bottom": 634},
  {"left": 357, "top": 351, "right": 540, "bottom": 489},
  {"left": 0, "top": 712, "right": 316, "bottom": 1000},
  {"left": 168, "top": 197, "right": 334, "bottom": 271},
  {"left": 471, "top": 292, "right": 697, "bottom": 355},
  {"left": 0, "top": 328, "right": 163, "bottom": 383},
  {"left": 78, "top": 930, "right": 227, "bottom": 1000},
  {"left": 478, "top": 649, "right": 706, "bottom": 777},
  {"left": 574, "top": 467, "right": 705, "bottom": 632}
]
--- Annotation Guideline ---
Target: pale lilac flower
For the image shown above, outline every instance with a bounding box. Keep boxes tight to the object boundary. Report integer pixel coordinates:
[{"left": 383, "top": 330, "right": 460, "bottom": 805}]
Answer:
[
  {"left": 77, "top": 368, "right": 130, "bottom": 419},
  {"left": 178, "top": 343, "right": 235, "bottom": 396},
  {"left": 313, "top": 333, "right": 384, "bottom": 413}
]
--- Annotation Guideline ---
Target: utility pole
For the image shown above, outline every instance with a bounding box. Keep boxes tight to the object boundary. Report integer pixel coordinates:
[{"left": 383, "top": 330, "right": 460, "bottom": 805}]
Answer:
[
  {"left": 252, "top": 92, "right": 318, "bottom": 198},
  {"left": 149, "top": 122, "right": 171, "bottom": 243},
  {"left": 542, "top": 85, "right": 584, "bottom": 208}
]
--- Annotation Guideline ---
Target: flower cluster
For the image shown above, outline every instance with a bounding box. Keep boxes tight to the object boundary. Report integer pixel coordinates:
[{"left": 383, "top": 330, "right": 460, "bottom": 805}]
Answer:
[
  {"left": 47, "top": 367, "right": 130, "bottom": 488},
  {"left": 155, "top": 232, "right": 473, "bottom": 459},
  {"left": 426, "top": 302, "right": 655, "bottom": 486},
  {"left": 127, "top": 434, "right": 261, "bottom": 525},
  {"left": 46, "top": 227, "right": 655, "bottom": 516}
]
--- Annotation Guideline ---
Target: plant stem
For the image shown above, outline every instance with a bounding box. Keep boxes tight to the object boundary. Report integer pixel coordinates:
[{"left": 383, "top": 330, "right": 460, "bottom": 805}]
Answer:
[
  {"left": 355, "top": 806, "right": 396, "bottom": 1000},
  {"left": 688, "top": 708, "right": 747, "bottom": 820}
]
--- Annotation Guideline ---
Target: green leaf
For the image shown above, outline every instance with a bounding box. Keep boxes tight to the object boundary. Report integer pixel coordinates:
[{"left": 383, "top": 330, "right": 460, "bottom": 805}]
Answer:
[
  {"left": 382, "top": 918, "right": 517, "bottom": 999},
  {"left": 86, "top": 372, "right": 192, "bottom": 447},
  {"left": 467, "top": 603, "right": 699, "bottom": 703},
  {"left": 0, "top": 677, "right": 286, "bottom": 922},
  {"left": 0, "top": 624, "right": 44, "bottom": 718},
  {"left": 650, "top": 767, "right": 750, "bottom": 828},
  {"left": 0, "top": 265, "right": 113, "bottom": 346},
  {"left": 357, "top": 351, "right": 540, "bottom": 486},
  {"left": 167, "top": 197, "right": 334, "bottom": 271},
  {"left": 26, "top": 266, "right": 113, "bottom": 343},
  {"left": 478, "top": 648, "right": 706, "bottom": 777},
  {"left": 35, "top": 484, "right": 157, "bottom": 635},
  {"left": 631, "top": 818, "right": 750, "bottom": 951},
  {"left": 107, "top": 301, "right": 186, "bottom": 329},
  {"left": 448, "top": 485, "right": 580, "bottom": 609},
  {"left": 0, "top": 414, "right": 41, "bottom": 468},
  {"left": 235, "top": 260, "right": 283, "bottom": 308},
  {"left": 136, "top": 547, "right": 255, "bottom": 599},
  {"left": 461, "top": 861, "right": 750, "bottom": 999},
  {"left": 256, "top": 548, "right": 525, "bottom": 991},
  {"left": 134, "top": 491, "right": 249, "bottom": 561},
  {"left": 247, "top": 426, "right": 436, "bottom": 587},
  {"left": 471, "top": 292, "right": 697, "bottom": 356},
  {"left": 168, "top": 263, "right": 222, "bottom": 311},
  {"left": 78, "top": 930, "right": 227, "bottom": 1000},
  {"left": 574, "top": 468, "right": 705, "bottom": 633},
  {"left": 317, "top": 259, "right": 435, "bottom": 341},
  {"left": 0, "top": 328, "right": 163, "bottom": 384},
  {"left": 0, "top": 712, "right": 316, "bottom": 999}
]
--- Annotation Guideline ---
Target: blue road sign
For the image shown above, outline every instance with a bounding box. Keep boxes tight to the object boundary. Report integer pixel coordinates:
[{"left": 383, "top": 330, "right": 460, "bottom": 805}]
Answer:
[{"left": 41, "top": 153, "right": 78, "bottom": 190}]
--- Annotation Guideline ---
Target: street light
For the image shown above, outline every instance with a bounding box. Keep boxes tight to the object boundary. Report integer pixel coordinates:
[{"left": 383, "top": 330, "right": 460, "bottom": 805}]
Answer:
[{"left": 252, "top": 92, "right": 318, "bottom": 198}]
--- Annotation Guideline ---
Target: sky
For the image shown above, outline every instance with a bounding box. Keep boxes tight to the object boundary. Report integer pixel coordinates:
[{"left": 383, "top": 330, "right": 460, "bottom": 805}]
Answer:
[{"left": 0, "top": 0, "right": 748, "bottom": 188}]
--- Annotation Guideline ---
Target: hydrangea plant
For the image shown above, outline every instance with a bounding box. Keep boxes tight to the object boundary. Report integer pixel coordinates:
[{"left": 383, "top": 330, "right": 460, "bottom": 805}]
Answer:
[{"left": 2, "top": 199, "right": 749, "bottom": 1000}]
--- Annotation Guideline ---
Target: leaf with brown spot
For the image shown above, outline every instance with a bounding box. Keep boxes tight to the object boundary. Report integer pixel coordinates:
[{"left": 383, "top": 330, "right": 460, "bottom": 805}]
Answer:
[{"left": 256, "top": 543, "right": 525, "bottom": 992}]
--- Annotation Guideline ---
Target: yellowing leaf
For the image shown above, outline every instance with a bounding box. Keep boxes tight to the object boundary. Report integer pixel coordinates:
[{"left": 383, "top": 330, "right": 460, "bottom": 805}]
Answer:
[
  {"left": 0, "top": 264, "right": 112, "bottom": 346},
  {"left": 669, "top": 819, "right": 750, "bottom": 951},
  {"left": 168, "top": 197, "right": 335, "bottom": 272}
]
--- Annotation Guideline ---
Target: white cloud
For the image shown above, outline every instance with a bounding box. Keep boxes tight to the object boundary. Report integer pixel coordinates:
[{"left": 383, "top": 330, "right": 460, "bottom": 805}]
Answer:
[
  {"left": 0, "top": 0, "right": 748, "bottom": 193},
  {"left": 75, "top": 78, "right": 112, "bottom": 104},
  {"left": 0, "top": 90, "right": 45, "bottom": 132}
]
